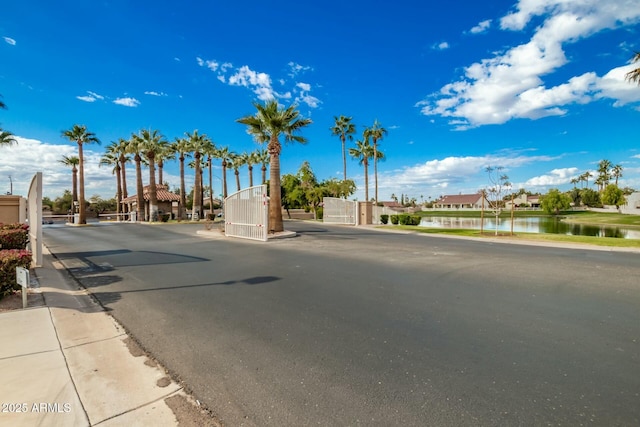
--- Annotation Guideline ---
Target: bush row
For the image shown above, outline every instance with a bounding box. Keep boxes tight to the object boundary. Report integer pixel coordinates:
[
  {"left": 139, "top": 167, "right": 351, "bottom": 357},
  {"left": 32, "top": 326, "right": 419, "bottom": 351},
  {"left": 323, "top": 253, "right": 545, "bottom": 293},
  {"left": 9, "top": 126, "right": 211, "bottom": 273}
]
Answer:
[
  {"left": 0, "top": 223, "right": 31, "bottom": 299},
  {"left": 385, "top": 214, "right": 422, "bottom": 226}
]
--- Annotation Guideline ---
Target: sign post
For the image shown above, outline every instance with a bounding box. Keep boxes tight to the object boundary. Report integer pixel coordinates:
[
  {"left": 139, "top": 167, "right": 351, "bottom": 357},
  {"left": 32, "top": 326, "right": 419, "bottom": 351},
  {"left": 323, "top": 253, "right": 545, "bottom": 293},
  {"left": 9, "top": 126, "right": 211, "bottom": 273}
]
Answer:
[{"left": 16, "top": 267, "right": 29, "bottom": 309}]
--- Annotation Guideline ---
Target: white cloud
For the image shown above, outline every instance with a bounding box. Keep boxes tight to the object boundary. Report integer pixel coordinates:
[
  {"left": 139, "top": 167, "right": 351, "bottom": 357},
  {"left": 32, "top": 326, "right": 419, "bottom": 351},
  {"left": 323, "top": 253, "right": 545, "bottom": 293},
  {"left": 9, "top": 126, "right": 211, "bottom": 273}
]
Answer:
[
  {"left": 0, "top": 136, "right": 114, "bottom": 198},
  {"left": 524, "top": 167, "right": 579, "bottom": 187},
  {"left": 434, "top": 41, "right": 450, "bottom": 50},
  {"left": 288, "top": 62, "right": 312, "bottom": 77},
  {"left": 418, "top": 0, "right": 640, "bottom": 129},
  {"left": 296, "top": 82, "right": 311, "bottom": 92},
  {"left": 113, "top": 97, "right": 140, "bottom": 107},
  {"left": 76, "top": 91, "right": 104, "bottom": 103},
  {"left": 470, "top": 20, "right": 492, "bottom": 34},
  {"left": 3, "top": 36, "right": 16, "bottom": 45},
  {"left": 228, "top": 65, "right": 276, "bottom": 101},
  {"left": 144, "top": 91, "right": 167, "bottom": 97}
]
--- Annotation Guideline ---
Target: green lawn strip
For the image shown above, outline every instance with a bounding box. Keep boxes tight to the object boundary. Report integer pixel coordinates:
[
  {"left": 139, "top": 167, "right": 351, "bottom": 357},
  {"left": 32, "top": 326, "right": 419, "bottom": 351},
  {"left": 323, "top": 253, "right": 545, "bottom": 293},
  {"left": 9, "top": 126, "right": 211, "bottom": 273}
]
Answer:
[
  {"left": 561, "top": 212, "right": 640, "bottom": 227},
  {"left": 385, "top": 225, "right": 640, "bottom": 248}
]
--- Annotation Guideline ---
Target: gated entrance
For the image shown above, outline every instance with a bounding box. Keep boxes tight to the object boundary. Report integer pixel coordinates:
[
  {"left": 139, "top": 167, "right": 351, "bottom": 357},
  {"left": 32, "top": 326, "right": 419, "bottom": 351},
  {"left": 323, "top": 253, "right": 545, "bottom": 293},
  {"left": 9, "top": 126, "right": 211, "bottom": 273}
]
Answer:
[
  {"left": 225, "top": 185, "right": 268, "bottom": 242},
  {"left": 322, "top": 197, "right": 358, "bottom": 225}
]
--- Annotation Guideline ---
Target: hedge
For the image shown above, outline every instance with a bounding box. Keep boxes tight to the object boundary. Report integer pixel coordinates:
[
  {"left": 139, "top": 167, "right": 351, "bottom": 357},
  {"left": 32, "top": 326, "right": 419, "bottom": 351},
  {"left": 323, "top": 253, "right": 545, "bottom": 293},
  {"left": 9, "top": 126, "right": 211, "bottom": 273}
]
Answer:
[{"left": 0, "top": 249, "right": 32, "bottom": 298}]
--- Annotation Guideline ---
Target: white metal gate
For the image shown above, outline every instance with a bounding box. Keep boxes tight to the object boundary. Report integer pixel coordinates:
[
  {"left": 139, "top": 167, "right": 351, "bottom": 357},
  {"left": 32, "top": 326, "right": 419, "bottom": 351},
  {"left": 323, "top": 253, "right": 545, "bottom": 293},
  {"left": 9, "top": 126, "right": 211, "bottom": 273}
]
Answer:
[
  {"left": 225, "top": 185, "right": 268, "bottom": 241},
  {"left": 323, "top": 197, "right": 357, "bottom": 225}
]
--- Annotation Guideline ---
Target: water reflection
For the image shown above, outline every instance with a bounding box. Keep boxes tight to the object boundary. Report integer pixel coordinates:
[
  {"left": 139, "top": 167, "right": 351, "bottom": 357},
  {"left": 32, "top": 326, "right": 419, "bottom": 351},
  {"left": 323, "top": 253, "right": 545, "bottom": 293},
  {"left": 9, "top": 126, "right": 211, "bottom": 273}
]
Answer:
[{"left": 418, "top": 216, "right": 640, "bottom": 239}]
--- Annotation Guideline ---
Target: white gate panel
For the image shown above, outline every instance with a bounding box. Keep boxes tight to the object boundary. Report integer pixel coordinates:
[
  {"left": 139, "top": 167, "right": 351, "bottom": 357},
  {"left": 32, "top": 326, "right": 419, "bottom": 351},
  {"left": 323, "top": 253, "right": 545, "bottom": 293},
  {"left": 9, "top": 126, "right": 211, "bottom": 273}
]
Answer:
[
  {"left": 225, "top": 185, "right": 268, "bottom": 241},
  {"left": 323, "top": 197, "right": 357, "bottom": 225}
]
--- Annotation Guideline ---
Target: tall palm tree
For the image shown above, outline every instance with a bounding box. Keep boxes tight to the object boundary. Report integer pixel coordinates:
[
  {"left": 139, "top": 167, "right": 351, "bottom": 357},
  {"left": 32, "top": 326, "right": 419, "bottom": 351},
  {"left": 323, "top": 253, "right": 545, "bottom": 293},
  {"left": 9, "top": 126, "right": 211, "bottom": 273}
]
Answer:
[
  {"left": 237, "top": 100, "right": 312, "bottom": 233},
  {"left": 99, "top": 146, "right": 122, "bottom": 219},
  {"left": 125, "top": 135, "right": 145, "bottom": 222},
  {"left": 255, "top": 148, "right": 269, "bottom": 185},
  {"left": 215, "top": 145, "right": 231, "bottom": 199},
  {"left": 243, "top": 151, "right": 257, "bottom": 187},
  {"left": 135, "top": 129, "right": 168, "bottom": 221},
  {"left": 228, "top": 152, "right": 244, "bottom": 192},
  {"left": 156, "top": 143, "right": 174, "bottom": 187},
  {"left": 202, "top": 140, "right": 217, "bottom": 216},
  {"left": 330, "top": 115, "right": 356, "bottom": 182},
  {"left": 170, "top": 136, "right": 193, "bottom": 219},
  {"left": 581, "top": 171, "right": 593, "bottom": 188},
  {"left": 612, "top": 164, "right": 623, "bottom": 186},
  {"left": 597, "top": 159, "right": 612, "bottom": 191},
  {"left": 113, "top": 138, "right": 131, "bottom": 217},
  {"left": 186, "top": 130, "right": 210, "bottom": 220},
  {"left": 363, "top": 120, "right": 387, "bottom": 204},
  {"left": 349, "top": 137, "right": 374, "bottom": 202},
  {"left": 625, "top": 52, "right": 640, "bottom": 85},
  {"left": 58, "top": 155, "right": 80, "bottom": 213},
  {"left": 61, "top": 125, "right": 100, "bottom": 224}
]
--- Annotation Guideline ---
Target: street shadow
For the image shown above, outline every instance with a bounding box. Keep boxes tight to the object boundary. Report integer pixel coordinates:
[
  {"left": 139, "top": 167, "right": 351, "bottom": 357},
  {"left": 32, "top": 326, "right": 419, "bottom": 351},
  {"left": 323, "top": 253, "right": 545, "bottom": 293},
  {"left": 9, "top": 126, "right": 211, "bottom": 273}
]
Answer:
[{"left": 54, "top": 249, "right": 209, "bottom": 272}]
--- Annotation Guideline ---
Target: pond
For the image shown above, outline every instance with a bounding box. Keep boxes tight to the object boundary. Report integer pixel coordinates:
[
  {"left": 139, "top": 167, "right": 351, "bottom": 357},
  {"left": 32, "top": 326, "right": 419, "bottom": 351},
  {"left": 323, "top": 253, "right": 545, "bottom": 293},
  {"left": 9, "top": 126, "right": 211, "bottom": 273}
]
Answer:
[{"left": 418, "top": 216, "right": 640, "bottom": 239}]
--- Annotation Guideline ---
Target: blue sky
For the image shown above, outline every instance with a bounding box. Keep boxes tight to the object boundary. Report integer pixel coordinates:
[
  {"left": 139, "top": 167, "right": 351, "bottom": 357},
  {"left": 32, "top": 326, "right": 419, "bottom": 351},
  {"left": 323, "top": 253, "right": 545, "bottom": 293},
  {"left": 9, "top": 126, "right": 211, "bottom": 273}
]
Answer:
[{"left": 2, "top": 0, "right": 640, "bottom": 202}]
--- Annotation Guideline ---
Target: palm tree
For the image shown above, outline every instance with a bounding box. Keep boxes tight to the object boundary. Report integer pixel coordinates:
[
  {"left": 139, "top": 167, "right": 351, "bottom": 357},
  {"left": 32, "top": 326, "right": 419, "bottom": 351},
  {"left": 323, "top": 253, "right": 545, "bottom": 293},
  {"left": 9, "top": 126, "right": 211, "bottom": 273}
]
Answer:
[
  {"left": 0, "top": 130, "right": 17, "bottom": 147},
  {"left": 581, "top": 171, "right": 593, "bottom": 188},
  {"left": 58, "top": 155, "right": 80, "bottom": 215},
  {"left": 99, "top": 146, "right": 122, "bottom": 219},
  {"left": 243, "top": 151, "right": 257, "bottom": 187},
  {"left": 135, "top": 129, "right": 168, "bottom": 221},
  {"left": 61, "top": 125, "right": 100, "bottom": 224},
  {"left": 330, "top": 115, "right": 356, "bottom": 182},
  {"left": 125, "top": 135, "right": 145, "bottom": 222},
  {"left": 170, "top": 136, "right": 192, "bottom": 219},
  {"left": 597, "top": 159, "right": 612, "bottom": 191},
  {"left": 202, "top": 139, "right": 217, "bottom": 217},
  {"left": 349, "top": 137, "right": 374, "bottom": 202},
  {"left": 255, "top": 148, "right": 269, "bottom": 185},
  {"left": 625, "top": 52, "right": 640, "bottom": 85},
  {"left": 156, "top": 143, "right": 174, "bottom": 187},
  {"left": 215, "top": 145, "right": 231, "bottom": 199},
  {"left": 186, "top": 130, "right": 211, "bottom": 220},
  {"left": 113, "top": 138, "right": 131, "bottom": 217},
  {"left": 363, "top": 120, "right": 387, "bottom": 204},
  {"left": 237, "top": 100, "right": 312, "bottom": 233},
  {"left": 612, "top": 164, "right": 623, "bottom": 186},
  {"left": 228, "top": 152, "right": 244, "bottom": 192}
]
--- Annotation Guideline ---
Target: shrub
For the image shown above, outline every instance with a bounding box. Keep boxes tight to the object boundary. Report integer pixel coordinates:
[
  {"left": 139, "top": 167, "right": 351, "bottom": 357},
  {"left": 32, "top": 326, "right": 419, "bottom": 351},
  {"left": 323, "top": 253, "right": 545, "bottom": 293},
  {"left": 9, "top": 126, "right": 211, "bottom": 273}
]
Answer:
[
  {"left": 390, "top": 215, "right": 399, "bottom": 225},
  {"left": 398, "top": 214, "right": 410, "bottom": 225},
  {"left": 380, "top": 214, "right": 389, "bottom": 224},
  {"left": 411, "top": 215, "right": 421, "bottom": 226},
  {"left": 0, "top": 249, "right": 32, "bottom": 297},
  {"left": 207, "top": 213, "right": 216, "bottom": 221},
  {"left": 316, "top": 207, "right": 324, "bottom": 220},
  {"left": 0, "top": 223, "right": 29, "bottom": 250},
  {"left": 161, "top": 214, "right": 171, "bottom": 222}
]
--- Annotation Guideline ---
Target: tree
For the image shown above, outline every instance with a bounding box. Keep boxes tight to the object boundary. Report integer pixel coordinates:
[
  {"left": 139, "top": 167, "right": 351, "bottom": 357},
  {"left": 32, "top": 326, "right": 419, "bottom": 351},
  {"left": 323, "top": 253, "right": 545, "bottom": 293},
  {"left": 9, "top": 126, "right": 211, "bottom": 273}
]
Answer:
[
  {"left": 156, "top": 142, "right": 174, "bottom": 187},
  {"left": 135, "top": 129, "right": 168, "bottom": 222},
  {"left": 255, "top": 148, "right": 269, "bottom": 185},
  {"left": 215, "top": 145, "right": 231, "bottom": 199},
  {"left": 243, "top": 151, "right": 257, "bottom": 188},
  {"left": 330, "top": 115, "right": 356, "bottom": 182},
  {"left": 580, "top": 171, "right": 592, "bottom": 188},
  {"left": 596, "top": 159, "right": 611, "bottom": 191},
  {"left": 58, "top": 155, "right": 80, "bottom": 213},
  {"left": 612, "top": 164, "right": 623, "bottom": 186},
  {"left": 228, "top": 152, "right": 244, "bottom": 192},
  {"left": 485, "top": 166, "right": 511, "bottom": 235},
  {"left": 0, "top": 130, "right": 17, "bottom": 147},
  {"left": 99, "top": 146, "right": 122, "bottom": 219},
  {"left": 237, "top": 100, "right": 312, "bottom": 233},
  {"left": 113, "top": 138, "right": 130, "bottom": 216},
  {"left": 186, "top": 130, "right": 211, "bottom": 220},
  {"left": 363, "top": 120, "right": 387, "bottom": 204},
  {"left": 126, "top": 135, "right": 146, "bottom": 222},
  {"left": 602, "top": 184, "right": 625, "bottom": 209},
  {"left": 170, "top": 136, "right": 192, "bottom": 219},
  {"left": 349, "top": 137, "right": 374, "bottom": 201},
  {"left": 625, "top": 51, "right": 640, "bottom": 85},
  {"left": 540, "top": 189, "right": 571, "bottom": 215},
  {"left": 61, "top": 125, "right": 100, "bottom": 224},
  {"left": 581, "top": 188, "right": 602, "bottom": 208},
  {"left": 322, "top": 178, "right": 355, "bottom": 199},
  {"left": 203, "top": 141, "right": 217, "bottom": 217}
]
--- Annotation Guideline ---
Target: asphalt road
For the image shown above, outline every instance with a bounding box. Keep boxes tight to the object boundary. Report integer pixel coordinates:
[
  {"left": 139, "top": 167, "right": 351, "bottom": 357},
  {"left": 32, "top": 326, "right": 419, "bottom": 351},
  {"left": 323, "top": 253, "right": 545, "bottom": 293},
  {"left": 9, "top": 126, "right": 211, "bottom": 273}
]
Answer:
[{"left": 42, "top": 221, "right": 640, "bottom": 426}]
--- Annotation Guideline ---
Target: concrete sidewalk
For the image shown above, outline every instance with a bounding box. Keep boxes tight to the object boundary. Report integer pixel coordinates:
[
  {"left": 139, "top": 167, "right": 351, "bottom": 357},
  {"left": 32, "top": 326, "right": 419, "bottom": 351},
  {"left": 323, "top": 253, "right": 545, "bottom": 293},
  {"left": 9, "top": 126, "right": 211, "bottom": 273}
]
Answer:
[{"left": 0, "top": 247, "right": 205, "bottom": 426}]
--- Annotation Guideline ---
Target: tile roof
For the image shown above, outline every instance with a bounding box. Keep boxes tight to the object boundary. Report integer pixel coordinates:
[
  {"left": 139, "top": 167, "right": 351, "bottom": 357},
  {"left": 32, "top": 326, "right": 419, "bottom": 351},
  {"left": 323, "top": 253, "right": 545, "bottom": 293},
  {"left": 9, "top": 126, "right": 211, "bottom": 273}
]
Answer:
[
  {"left": 122, "top": 185, "right": 181, "bottom": 203},
  {"left": 435, "top": 194, "right": 483, "bottom": 205}
]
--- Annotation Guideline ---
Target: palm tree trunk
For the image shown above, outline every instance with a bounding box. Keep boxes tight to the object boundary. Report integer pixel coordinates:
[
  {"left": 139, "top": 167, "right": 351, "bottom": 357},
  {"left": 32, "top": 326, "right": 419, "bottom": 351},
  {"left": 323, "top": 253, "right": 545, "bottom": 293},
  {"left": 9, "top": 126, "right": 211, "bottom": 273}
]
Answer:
[
  {"left": 235, "top": 170, "right": 241, "bottom": 192},
  {"left": 262, "top": 165, "right": 267, "bottom": 185},
  {"left": 199, "top": 168, "right": 204, "bottom": 219},
  {"left": 78, "top": 143, "right": 86, "bottom": 224},
  {"left": 179, "top": 156, "right": 186, "bottom": 219},
  {"left": 71, "top": 166, "right": 78, "bottom": 210},
  {"left": 249, "top": 165, "right": 254, "bottom": 187},
  {"left": 342, "top": 135, "right": 347, "bottom": 182},
  {"left": 158, "top": 160, "right": 164, "bottom": 186},
  {"left": 373, "top": 141, "right": 378, "bottom": 204},
  {"left": 192, "top": 154, "right": 201, "bottom": 220},
  {"left": 135, "top": 155, "right": 144, "bottom": 222},
  {"left": 269, "top": 137, "right": 283, "bottom": 233},
  {"left": 119, "top": 157, "right": 128, "bottom": 215},
  {"left": 115, "top": 164, "right": 122, "bottom": 220},
  {"left": 222, "top": 162, "right": 228, "bottom": 199},
  {"left": 208, "top": 158, "right": 214, "bottom": 216},
  {"left": 364, "top": 160, "right": 369, "bottom": 202},
  {"left": 148, "top": 155, "right": 158, "bottom": 221}
]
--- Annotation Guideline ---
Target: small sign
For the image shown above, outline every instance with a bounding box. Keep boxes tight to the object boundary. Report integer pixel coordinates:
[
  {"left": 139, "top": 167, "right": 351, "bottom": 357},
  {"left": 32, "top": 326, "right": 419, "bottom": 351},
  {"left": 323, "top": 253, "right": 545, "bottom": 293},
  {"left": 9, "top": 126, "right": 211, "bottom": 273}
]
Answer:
[{"left": 16, "top": 267, "right": 29, "bottom": 288}]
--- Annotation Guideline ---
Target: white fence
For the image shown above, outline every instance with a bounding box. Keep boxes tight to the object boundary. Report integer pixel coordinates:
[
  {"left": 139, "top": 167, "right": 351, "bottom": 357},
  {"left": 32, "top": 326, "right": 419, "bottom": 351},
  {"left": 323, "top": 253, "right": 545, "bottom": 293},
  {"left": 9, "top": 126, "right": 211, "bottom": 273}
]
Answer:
[
  {"left": 323, "top": 198, "right": 357, "bottom": 225},
  {"left": 225, "top": 185, "right": 268, "bottom": 242}
]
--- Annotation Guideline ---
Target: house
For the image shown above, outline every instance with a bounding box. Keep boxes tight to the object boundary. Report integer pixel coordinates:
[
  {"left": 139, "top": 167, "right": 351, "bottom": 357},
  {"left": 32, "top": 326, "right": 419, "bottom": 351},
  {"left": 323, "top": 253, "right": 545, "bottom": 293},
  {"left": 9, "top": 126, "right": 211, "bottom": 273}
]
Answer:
[
  {"left": 381, "top": 201, "right": 405, "bottom": 211},
  {"left": 122, "top": 185, "right": 181, "bottom": 221},
  {"left": 505, "top": 194, "right": 541, "bottom": 209},
  {"left": 434, "top": 193, "right": 488, "bottom": 209}
]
